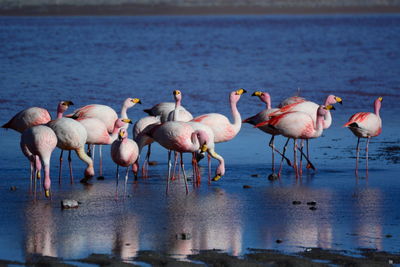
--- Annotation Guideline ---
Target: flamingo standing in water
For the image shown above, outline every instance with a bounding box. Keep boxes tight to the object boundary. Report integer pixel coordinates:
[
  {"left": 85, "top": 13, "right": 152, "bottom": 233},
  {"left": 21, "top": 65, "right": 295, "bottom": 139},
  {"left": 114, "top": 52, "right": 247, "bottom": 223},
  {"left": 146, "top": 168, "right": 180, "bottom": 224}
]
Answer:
[
  {"left": 149, "top": 121, "right": 212, "bottom": 194},
  {"left": 79, "top": 118, "right": 132, "bottom": 178},
  {"left": 256, "top": 105, "right": 334, "bottom": 178},
  {"left": 2, "top": 107, "right": 52, "bottom": 133},
  {"left": 344, "top": 97, "right": 383, "bottom": 176},
  {"left": 143, "top": 96, "right": 193, "bottom": 123},
  {"left": 111, "top": 128, "right": 139, "bottom": 198},
  {"left": 243, "top": 91, "right": 292, "bottom": 175},
  {"left": 20, "top": 125, "right": 57, "bottom": 198},
  {"left": 192, "top": 88, "right": 247, "bottom": 143}
]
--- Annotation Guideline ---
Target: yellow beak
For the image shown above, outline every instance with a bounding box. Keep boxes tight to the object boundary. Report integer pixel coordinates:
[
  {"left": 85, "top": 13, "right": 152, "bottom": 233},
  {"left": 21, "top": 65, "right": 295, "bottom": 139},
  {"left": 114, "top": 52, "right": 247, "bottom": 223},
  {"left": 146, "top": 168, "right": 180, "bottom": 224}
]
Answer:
[
  {"left": 200, "top": 144, "right": 208, "bottom": 153},
  {"left": 236, "top": 88, "right": 247, "bottom": 95},
  {"left": 132, "top": 98, "right": 141, "bottom": 104},
  {"left": 252, "top": 91, "right": 262, "bottom": 97},
  {"left": 335, "top": 96, "right": 343, "bottom": 104},
  {"left": 378, "top": 96, "right": 383, "bottom": 102},
  {"left": 325, "top": 105, "right": 335, "bottom": 110},
  {"left": 122, "top": 119, "right": 132, "bottom": 124},
  {"left": 212, "top": 175, "right": 222, "bottom": 181},
  {"left": 45, "top": 190, "right": 50, "bottom": 198}
]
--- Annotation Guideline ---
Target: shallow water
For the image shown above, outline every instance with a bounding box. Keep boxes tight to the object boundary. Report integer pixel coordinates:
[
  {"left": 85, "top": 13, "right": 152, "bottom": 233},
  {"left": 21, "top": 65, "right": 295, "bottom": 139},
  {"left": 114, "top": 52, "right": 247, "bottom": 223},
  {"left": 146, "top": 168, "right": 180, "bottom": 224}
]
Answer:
[{"left": 0, "top": 14, "right": 400, "bottom": 262}]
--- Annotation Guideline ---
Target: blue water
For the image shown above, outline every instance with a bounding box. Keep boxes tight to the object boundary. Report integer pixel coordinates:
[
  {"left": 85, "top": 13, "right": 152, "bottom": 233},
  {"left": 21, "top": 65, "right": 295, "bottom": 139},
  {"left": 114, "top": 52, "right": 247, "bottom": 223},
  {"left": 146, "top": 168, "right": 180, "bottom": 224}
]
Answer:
[{"left": 0, "top": 15, "right": 400, "bottom": 262}]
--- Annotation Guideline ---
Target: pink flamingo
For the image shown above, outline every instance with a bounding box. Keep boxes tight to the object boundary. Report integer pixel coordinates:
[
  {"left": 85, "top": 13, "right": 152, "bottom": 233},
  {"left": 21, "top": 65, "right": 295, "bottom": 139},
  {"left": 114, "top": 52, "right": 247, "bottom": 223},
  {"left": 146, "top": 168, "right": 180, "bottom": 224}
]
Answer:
[
  {"left": 149, "top": 121, "right": 214, "bottom": 194},
  {"left": 2, "top": 107, "right": 52, "bottom": 133},
  {"left": 79, "top": 118, "right": 132, "bottom": 178},
  {"left": 111, "top": 128, "right": 139, "bottom": 197},
  {"left": 47, "top": 116, "right": 94, "bottom": 183},
  {"left": 256, "top": 105, "right": 334, "bottom": 178},
  {"left": 20, "top": 125, "right": 58, "bottom": 198},
  {"left": 192, "top": 88, "right": 247, "bottom": 143},
  {"left": 133, "top": 115, "right": 161, "bottom": 178},
  {"left": 243, "top": 91, "right": 292, "bottom": 174},
  {"left": 143, "top": 97, "right": 193, "bottom": 123},
  {"left": 344, "top": 97, "right": 383, "bottom": 176}
]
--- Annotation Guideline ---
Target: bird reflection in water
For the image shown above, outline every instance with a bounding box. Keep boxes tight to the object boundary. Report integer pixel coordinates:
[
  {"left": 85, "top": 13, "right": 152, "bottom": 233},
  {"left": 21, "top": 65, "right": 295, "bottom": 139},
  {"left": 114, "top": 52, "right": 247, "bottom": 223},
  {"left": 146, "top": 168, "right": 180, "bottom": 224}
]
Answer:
[{"left": 111, "top": 213, "right": 140, "bottom": 260}]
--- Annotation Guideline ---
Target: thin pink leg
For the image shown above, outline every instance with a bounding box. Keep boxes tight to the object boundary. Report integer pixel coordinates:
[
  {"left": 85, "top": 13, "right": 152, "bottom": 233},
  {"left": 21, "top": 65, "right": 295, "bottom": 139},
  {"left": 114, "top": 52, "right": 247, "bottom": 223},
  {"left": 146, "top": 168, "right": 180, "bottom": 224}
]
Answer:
[
  {"left": 68, "top": 150, "right": 74, "bottom": 184},
  {"left": 294, "top": 139, "right": 298, "bottom": 179},
  {"left": 99, "top": 145, "right": 103, "bottom": 177},
  {"left": 171, "top": 151, "right": 179, "bottom": 180},
  {"left": 166, "top": 150, "right": 171, "bottom": 195},
  {"left": 366, "top": 137, "right": 370, "bottom": 177},
  {"left": 208, "top": 153, "right": 212, "bottom": 185},
  {"left": 278, "top": 138, "right": 290, "bottom": 177},
  {"left": 299, "top": 139, "right": 304, "bottom": 176},
  {"left": 355, "top": 137, "right": 360, "bottom": 177}
]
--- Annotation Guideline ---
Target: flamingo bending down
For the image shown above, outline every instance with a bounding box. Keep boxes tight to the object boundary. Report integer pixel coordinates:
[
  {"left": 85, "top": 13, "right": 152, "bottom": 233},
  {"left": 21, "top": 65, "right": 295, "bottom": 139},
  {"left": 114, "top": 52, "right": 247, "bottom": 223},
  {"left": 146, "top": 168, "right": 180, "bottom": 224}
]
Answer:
[
  {"left": 192, "top": 88, "right": 247, "bottom": 143},
  {"left": 256, "top": 105, "right": 334, "bottom": 178},
  {"left": 47, "top": 117, "right": 94, "bottom": 183},
  {"left": 344, "top": 97, "right": 382, "bottom": 176},
  {"left": 20, "top": 125, "right": 58, "bottom": 198},
  {"left": 111, "top": 128, "right": 139, "bottom": 197},
  {"left": 243, "top": 91, "right": 292, "bottom": 174},
  {"left": 149, "top": 121, "right": 213, "bottom": 194},
  {"left": 79, "top": 118, "right": 132, "bottom": 177},
  {"left": 133, "top": 116, "right": 161, "bottom": 178}
]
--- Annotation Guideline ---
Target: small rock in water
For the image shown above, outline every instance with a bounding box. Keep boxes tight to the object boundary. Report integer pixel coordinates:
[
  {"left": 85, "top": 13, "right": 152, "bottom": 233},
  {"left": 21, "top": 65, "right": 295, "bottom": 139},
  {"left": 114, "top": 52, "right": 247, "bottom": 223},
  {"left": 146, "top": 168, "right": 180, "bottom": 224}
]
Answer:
[
  {"left": 306, "top": 201, "right": 317, "bottom": 206},
  {"left": 61, "top": 199, "right": 79, "bottom": 209},
  {"left": 276, "top": 239, "right": 283, "bottom": 244},
  {"left": 243, "top": 185, "right": 252, "bottom": 189},
  {"left": 309, "top": 206, "right": 317, "bottom": 211},
  {"left": 176, "top": 233, "right": 192, "bottom": 240},
  {"left": 268, "top": 173, "right": 279, "bottom": 181},
  {"left": 97, "top": 176, "right": 105, "bottom": 180},
  {"left": 148, "top": 161, "right": 158, "bottom": 166},
  {"left": 251, "top": 174, "right": 260, "bottom": 177},
  {"left": 10, "top": 186, "right": 17, "bottom": 191},
  {"left": 292, "top": 201, "right": 302, "bottom": 205}
]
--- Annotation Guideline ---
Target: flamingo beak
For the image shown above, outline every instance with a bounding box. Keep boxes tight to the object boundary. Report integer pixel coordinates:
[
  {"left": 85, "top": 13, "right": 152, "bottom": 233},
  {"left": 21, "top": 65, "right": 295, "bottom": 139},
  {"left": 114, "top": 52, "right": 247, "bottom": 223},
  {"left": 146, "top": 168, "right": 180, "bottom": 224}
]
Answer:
[
  {"left": 132, "top": 98, "right": 141, "bottom": 104},
  {"left": 335, "top": 97, "right": 343, "bottom": 105},
  {"left": 378, "top": 97, "right": 383, "bottom": 102},
  {"left": 252, "top": 91, "right": 262, "bottom": 97},
  {"left": 122, "top": 119, "right": 132, "bottom": 124},
  {"left": 236, "top": 88, "right": 247, "bottom": 95},
  {"left": 173, "top": 90, "right": 181, "bottom": 96},
  {"left": 45, "top": 190, "right": 50, "bottom": 198},
  {"left": 36, "top": 170, "right": 41, "bottom": 179},
  {"left": 325, "top": 105, "right": 335, "bottom": 110},
  {"left": 212, "top": 175, "right": 222, "bottom": 181},
  {"left": 65, "top": 101, "right": 74, "bottom": 106},
  {"left": 200, "top": 144, "right": 208, "bottom": 153}
]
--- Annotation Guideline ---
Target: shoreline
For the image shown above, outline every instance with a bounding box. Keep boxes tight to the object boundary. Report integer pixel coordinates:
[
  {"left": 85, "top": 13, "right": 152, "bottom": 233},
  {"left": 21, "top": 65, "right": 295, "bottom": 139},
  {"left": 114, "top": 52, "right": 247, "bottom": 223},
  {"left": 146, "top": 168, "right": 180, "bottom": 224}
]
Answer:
[{"left": 1, "top": 4, "right": 400, "bottom": 16}]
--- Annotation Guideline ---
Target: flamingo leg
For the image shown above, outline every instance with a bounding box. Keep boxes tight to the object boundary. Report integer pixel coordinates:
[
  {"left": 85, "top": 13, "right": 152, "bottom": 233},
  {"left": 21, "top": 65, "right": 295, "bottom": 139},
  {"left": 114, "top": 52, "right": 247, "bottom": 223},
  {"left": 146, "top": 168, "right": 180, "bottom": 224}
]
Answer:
[
  {"left": 294, "top": 139, "right": 298, "bottom": 179},
  {"left": 208, "top": 153, "right": 212, "bottom": 185},
  {"left": 180, "top": 152, "right": 189, "bottom": 194},
  {"left": 68, "top": 150, "right": 74, "bottom": 184},
  {"left": 172, "top": 151, "right": 179, "bottom": 180},
  {"left": 142, "top": 144, "right": 151, "bottom": 178},
  {"left": 191, "top": 153, "right": 197, "bottom": 188},
  {"left": 278, "top": 138, "right": 290, "bottom": 177},
  {"left": 115, "top": 165, "right": 120, "bottom": 200},
  {"left": 166, "top": 150, "right": 172, "bottom": 194},
  {"left": 270, "top": 136, "right": 292, "bottom": 167},
  {"left": 58, "top": 149, "right": 64, "bottom": 184},
  {"left": 296, "top": 143, "right": 316, "bottom": 171},
  {"left": 124, "top": 167, "right": 129, "bottom": 198},
  {"left": 99, "top": 145, "right": 103, "bottom": 177},
  {"left": 366, "top": 137, "right": 370, "bottom": 177},
  {"left": 269, "top": 135, "right": 275, "bottom": 173},
  {"left": 306, "top": 139, "right": 311, "bottom": 169},
  {"left": 299, "top": 139, "right": 304, "bottom": 176},
  {"left": 355, "top": 137, "right": 360, "bottom": 176}
]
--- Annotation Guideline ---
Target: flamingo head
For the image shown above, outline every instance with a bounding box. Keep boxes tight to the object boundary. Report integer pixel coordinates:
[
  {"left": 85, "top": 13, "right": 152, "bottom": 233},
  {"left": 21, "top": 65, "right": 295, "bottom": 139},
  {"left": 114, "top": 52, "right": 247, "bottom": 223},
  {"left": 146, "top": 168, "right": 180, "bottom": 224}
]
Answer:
[
  {"left": 374, "top": 96, "right": 383, "bottom": 113},
  {"left": 318, "top": 105, "right": 335, "bottom": 116},
  {"left": 212, "top": 163, "right": 225, "bottom": 182},
  {"left": 326, "top": 95, "right": 342, "bottom": 105},
  {"left": 118, "top": 128, "right": 128, "bottom": 141},
  {"left": 115, "top": 118, "right": 132, "bottom": 128},
  {"left": 230, "top": 88, "right": 247, "bottom": 103},
  {"left": 195, "top": 130, "right": 209, "bottom": 153},
  {"left": 57, "top": 100, "right": 74, "bottom": 115},
  {"left": 125, "top": 98, "right": 141, "bottom": 108},
  {"left": 84, "top": 165, "right": 95, "bottom": 178},
  {"left": 252, "top": 91, "right": 271, "bottom": 108},
  {"left": 173, "top": 90, "right": 182, "bottom": 102}
]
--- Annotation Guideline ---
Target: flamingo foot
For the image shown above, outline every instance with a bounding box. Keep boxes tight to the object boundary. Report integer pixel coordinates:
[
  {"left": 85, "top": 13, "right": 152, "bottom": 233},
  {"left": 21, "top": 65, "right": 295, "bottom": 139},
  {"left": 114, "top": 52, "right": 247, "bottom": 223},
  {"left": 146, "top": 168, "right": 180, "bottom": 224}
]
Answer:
[{"left": 306, "top": 163, "right": 316, "bottom": 170}]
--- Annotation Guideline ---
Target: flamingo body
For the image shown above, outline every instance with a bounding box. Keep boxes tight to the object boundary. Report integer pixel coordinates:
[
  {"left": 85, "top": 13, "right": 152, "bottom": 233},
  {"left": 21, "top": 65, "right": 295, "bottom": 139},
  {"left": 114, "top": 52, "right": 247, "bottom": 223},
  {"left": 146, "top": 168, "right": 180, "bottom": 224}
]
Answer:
[
  {"left": 144, "top": 102, "right": 193, "bottom": 123},
  {"left": 111, "top": 132, "right": 139, "bottom": 168},
  {"left": 344, "top": 112, "right": 382, "bottom": 138},
  {"left": 3, "top": 107, "right": 51, "bottom": 133},
  {"left": 70, "top": 104, "right": 118, "bottom": 133}
]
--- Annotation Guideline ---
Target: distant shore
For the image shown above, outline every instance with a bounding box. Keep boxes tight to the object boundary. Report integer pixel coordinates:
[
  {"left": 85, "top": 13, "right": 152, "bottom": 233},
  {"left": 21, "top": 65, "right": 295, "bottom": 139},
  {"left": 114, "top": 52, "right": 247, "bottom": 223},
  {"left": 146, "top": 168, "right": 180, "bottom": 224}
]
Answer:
[{"left": 1, "top": 4, "right": 400, "bottom": 16}]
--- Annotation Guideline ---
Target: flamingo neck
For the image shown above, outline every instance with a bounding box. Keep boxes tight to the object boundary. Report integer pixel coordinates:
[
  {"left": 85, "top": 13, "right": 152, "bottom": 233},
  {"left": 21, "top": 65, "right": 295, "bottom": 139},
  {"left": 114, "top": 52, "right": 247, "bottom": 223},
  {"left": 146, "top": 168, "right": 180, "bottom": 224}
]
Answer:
[
  {"left": 190, "top": 132, "right": 200, "bottom": 151},
  {"left": 76, "top": 147, "right": 94, "bottom": 177},
  {"left": 230, "top": 97, "right": 242, "bottom": 134},
  {"left": 43, "top": 165, "right": 51, "bottom": 191},
  {"left": 109, "top": 124, "right": 121, "bottom": 144},
  {"left": 322, "top": 110, "right": 332, "bottom": 129},
  {"left": 374, "top": 101, "right": 381, "bottom": 117},
  {"left": 56, "top": 108, "right": 64, "bottom": 119},
  {"left": 314, "top": 112, "right": 325, "bottom": 137},
  {"left": 121, "top": 103, "right": 129, "bottom": 119}
]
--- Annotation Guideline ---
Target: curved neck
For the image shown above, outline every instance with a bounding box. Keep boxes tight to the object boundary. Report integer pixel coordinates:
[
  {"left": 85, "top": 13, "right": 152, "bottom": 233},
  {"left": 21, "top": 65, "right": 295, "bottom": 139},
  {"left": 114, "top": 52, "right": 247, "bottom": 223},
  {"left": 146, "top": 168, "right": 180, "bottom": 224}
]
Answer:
[
  {"left": 313, "top": 113, "right": 325, "bottom": 137},
  {"left": 109, "top": 124, "right": 121, "bottom": 144},
  {"left": 121, "top": 103, "right": 129, "bottom": 119},
  {"left": 190, "top": 132, "right": 200, "bottom": 151},
  {"left": 322, "top": 110, "right": 332, "bottom": 129},
  {"left": 230, "top": 97, "right": 242, "bottom": 134},
  {"left": 209, "top": 149, "right": 225, "bottom": 176}
]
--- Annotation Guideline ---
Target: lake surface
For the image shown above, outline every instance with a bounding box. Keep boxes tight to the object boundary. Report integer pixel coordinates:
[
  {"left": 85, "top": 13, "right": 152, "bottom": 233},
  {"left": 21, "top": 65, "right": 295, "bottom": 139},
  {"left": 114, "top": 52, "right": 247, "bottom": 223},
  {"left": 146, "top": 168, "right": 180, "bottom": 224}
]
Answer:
[{"left": 0, "top": 14, "right": 400, "bottom": 263}]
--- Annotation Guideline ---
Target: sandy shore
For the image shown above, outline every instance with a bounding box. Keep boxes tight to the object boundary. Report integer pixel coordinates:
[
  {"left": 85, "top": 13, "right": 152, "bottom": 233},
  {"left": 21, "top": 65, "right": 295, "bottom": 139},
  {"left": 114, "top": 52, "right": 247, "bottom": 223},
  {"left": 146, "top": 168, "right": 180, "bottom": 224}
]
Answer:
[
  {"left": 3, "top": 248, "right": 398, "bottom": 266},
  {"left": 1, "top": 4, "right": 400, "bottom": 16}
]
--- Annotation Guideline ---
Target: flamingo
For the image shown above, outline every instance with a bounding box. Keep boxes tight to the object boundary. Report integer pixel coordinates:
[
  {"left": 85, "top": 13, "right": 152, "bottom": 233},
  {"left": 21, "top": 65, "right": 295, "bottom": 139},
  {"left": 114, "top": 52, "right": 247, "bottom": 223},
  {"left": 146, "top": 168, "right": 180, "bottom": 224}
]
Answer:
[
  {"left": 79, "top": 118, "right": 132, "bottom": 178},
  {"left": 2, "top": 107, "right": 51, "bottom": 133},
  {"left": 192, "top": 88, "right": 247, "bottom": 143},
  {"left": 344, "top": 97, "right": 383, "bottom": 176},
  {"left": 243, "top": 91, "right": 291, "bottom": 175},
  {"left": 20, "top": 125, "right": 57, "bottom": 198},
  {"left": 111, "top": 128, "right": 139, "bottom": 197},
  {"left": 47, "top": 117, "right": 94, "bottom": 183},
  {"left": 278, "top": 95, "right": 306, "bottom": 108},
  {"left": 143, "top": 96, "right": 193, "bottom": 123},
  {"left": 133, "top": 116, "right": 161, "bottom": 178},
  {"left": 148, "top": 121, "right": 212, "bottom": 194},
  {"left": 256, "top": 105, "right": 334, "bottom": 178}
]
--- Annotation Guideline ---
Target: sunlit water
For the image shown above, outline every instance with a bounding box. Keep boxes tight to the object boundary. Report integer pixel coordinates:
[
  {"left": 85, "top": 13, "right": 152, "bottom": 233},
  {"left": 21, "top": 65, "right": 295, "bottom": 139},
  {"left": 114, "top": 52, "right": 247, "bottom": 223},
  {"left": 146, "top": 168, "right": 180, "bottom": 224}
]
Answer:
[{"left": 0, "top": 14, "right": 400, "bottom": 262}]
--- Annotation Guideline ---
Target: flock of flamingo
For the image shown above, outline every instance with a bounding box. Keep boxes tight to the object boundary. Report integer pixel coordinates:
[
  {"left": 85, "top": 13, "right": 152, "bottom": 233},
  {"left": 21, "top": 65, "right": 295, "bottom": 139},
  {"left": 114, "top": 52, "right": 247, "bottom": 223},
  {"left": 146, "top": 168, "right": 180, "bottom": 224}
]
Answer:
[{"left": 2, "top": 89, "right": 383, "bottom": 198}]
